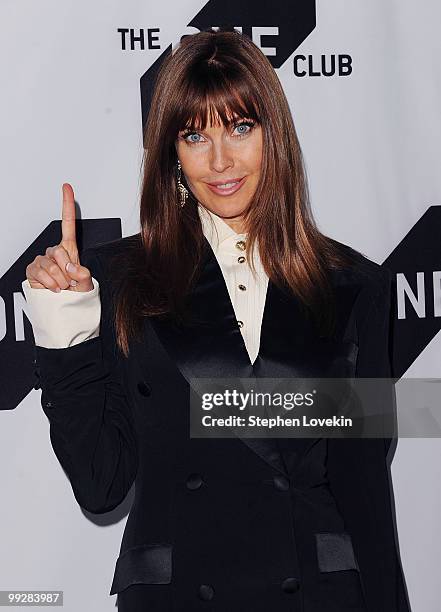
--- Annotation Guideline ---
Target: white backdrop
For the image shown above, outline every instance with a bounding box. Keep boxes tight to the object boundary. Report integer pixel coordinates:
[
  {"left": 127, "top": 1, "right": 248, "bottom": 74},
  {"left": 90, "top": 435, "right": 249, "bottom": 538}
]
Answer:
[{"left": 2, "top": 1, "right": 440, "bottom": 610}]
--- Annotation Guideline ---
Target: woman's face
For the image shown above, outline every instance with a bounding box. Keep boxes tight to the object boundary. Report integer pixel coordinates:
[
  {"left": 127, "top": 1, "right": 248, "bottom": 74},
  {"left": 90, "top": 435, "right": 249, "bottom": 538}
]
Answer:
[{"left": 175, "top": 113, "right": 263, "bottom": 230}]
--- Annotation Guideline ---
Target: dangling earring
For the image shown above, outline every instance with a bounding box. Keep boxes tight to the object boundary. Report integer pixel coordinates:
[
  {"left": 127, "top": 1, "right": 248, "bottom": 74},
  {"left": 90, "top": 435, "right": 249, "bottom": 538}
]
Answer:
[{"left": 176, "top": 159, "right": 188, "bottom": 208}]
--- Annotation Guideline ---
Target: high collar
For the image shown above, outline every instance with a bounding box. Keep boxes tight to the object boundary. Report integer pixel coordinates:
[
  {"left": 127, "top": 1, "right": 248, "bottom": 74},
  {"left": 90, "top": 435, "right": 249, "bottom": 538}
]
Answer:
[{"left": 197, "top": 203, "right": 247, "bottom": 256}]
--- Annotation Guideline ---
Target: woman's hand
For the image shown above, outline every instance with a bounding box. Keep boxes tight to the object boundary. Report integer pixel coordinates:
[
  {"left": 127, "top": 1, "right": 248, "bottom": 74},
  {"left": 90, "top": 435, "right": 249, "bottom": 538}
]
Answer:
[{"left": 26, "top": 183, "right": 94, "bottom": 293}]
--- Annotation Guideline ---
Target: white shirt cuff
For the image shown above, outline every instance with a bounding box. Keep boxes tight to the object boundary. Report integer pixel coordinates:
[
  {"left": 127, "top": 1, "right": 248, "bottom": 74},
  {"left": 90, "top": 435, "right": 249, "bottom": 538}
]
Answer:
[{"left": 21, "top": 277, "right": 101, "bottom": 349}]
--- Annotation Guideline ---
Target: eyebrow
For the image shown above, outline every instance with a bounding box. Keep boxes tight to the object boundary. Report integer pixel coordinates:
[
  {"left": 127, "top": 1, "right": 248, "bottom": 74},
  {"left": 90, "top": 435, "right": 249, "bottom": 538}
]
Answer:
[{"left": 180, "top": 115, "right": 254, "bottom": 132}]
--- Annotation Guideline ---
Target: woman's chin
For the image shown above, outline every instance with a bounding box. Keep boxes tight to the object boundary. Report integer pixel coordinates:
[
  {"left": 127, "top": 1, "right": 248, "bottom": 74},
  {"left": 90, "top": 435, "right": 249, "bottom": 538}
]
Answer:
[{"left": 201, "top": 201, "right": 249, "bottom": 220}]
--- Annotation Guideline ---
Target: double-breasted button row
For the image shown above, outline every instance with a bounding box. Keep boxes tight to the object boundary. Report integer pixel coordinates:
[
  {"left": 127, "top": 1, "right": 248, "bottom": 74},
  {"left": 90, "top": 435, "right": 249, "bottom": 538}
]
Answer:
[
  {"left": 186, "top": 473, "right": 290, "bottom": 492},
  {"left": 185, "top": 466, "right": 297, "bottom": 598},
  {"left": 137, "top": 381, "right": 152, "bottom": 397},
  {"left": 198, "top": 579, "right": 298, "bottom": 599}
]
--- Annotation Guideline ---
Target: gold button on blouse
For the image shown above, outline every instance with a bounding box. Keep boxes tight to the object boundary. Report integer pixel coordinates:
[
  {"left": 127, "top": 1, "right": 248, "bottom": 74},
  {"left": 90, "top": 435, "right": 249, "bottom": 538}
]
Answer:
[
  {"left": 238, "top": 284, "right": 246, "bottom": 291},
  {"left": 237, "top": 256, "right": 246, "bottom": 263},
  {"left": 235, "top": 240, "right": 246, "bottom": 251}
]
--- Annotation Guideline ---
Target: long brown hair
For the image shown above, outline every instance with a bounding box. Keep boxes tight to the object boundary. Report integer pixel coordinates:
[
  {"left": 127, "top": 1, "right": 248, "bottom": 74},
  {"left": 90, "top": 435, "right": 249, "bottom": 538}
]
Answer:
[{"left": 113, "top": 29, "right": 361, "bottom": 357}]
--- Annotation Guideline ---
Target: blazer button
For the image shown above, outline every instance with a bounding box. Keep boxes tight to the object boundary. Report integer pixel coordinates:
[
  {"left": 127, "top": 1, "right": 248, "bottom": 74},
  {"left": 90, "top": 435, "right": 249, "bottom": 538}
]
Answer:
[
  {"left": 198, "top": 584, "right": 214, "bottom": 600},
  {"left": 281, "top": 577, "right": 300, "bottom": 593},
  {"left": 44, "top": 401, "right": 54, "bottom": 409},
  {"left": 273, "top": 475, "right": 290, "bottom": 491},
  {"left": 186, "top": 473, "right": 204, "bottom": 490},
  {"left": 137, "top": 381, "right": 152, "bottom": 397}
]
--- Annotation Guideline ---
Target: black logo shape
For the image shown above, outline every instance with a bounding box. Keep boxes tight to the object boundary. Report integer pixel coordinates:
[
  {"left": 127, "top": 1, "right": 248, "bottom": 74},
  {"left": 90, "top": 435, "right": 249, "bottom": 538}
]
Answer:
[
  {"left": 1, "top": 219, "right": 121, "bottom": 411},
  {"left": 140, "top": 1, "right": 317, "bottom": 135}
]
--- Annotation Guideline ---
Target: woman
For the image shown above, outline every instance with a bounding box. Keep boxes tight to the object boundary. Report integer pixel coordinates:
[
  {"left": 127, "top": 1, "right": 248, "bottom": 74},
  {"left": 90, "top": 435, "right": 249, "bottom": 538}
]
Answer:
[{"left": 23, "top": 30, "right": 410, "bottom": 611}]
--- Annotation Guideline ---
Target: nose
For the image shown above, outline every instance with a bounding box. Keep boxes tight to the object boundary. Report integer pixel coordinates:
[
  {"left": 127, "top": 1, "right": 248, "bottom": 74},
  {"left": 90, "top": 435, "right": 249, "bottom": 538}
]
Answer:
[{"left": 209, "top": 139, "right": 234, "bottom": 174}]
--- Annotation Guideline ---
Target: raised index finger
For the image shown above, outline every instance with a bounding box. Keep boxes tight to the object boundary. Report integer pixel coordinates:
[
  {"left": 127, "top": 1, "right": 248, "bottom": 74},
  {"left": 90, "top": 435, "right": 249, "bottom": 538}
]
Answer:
[{"left": 61, "top": 183, "right": 77, "bottom": 245}]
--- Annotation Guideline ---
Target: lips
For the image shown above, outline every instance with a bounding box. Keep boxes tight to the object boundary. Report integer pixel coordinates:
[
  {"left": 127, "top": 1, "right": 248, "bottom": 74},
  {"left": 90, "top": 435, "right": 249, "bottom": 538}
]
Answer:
[
  {"left": 206, "top": 176, "right": 246, "bottom": 196},
  {"left": 207, "top": 177, "right": 245, "bottom": 186}
]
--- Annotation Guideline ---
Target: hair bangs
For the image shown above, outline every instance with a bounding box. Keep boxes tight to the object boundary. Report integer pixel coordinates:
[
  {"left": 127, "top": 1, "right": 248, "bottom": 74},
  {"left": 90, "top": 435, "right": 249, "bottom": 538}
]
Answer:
[{"left": 175, "top": 68, "right": 262, "bottom": 135}]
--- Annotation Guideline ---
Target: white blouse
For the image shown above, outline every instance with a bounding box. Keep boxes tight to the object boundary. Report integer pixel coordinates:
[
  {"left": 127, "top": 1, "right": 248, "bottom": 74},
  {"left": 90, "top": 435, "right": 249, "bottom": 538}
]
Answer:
[{"left": 21, "top": 205, "right": 269, "bottom": 364}]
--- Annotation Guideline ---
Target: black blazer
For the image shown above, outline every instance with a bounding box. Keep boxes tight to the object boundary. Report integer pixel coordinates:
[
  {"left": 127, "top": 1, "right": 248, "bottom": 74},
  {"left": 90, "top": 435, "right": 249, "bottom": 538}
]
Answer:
[{"left": 33, "top": 234, "right": 411, "bottom": 612}]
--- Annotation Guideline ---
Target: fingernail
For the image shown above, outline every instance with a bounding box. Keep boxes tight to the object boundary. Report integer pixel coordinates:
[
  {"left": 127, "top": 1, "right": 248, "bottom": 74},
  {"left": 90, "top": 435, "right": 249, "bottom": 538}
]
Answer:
[
  {"left": 66, "top": 262, "right": 76, "bottom": 273},
  {"left": 70, "top": 279, "right": 77, "bottom": 287},
  {"left": 55, "top": 287, "right": 61, "bottom": 293}
]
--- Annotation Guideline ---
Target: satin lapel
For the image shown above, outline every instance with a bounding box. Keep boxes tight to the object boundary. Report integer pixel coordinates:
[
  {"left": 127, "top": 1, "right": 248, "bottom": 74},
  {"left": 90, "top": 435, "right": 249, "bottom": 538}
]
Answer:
[
  {"left": 148, "top": 238, "right": 253, "bottom": 378},
  {"left": 254, "top": 278, "right": 360, "bottom": 466},
  {"left": 147, "top": 237, "right": 288, "bottom": 475}
]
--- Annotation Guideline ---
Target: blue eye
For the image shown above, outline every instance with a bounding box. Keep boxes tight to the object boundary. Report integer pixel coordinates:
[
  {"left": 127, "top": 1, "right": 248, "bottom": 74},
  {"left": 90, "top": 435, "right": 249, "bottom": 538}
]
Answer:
[
  {"left": 180, "top": 120, "right": 256, "bottom": 145},
  {"left": 234, "top": 121, "right": 255, "bottom": 136},
  {"left": 184, "top": 133, "right": 202, "bottom": 144},
  {"left": 181, "top": 132, "right": 203, "bottom": 144}
]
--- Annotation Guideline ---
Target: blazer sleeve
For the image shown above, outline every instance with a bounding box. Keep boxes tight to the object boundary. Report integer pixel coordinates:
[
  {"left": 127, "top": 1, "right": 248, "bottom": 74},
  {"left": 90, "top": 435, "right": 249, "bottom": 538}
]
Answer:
[
  {"left": 330, "top": 266, "right": 411, "bottom": 611},
  {"left": 33, "top": 247, "right": 139, "bottom": 514}
]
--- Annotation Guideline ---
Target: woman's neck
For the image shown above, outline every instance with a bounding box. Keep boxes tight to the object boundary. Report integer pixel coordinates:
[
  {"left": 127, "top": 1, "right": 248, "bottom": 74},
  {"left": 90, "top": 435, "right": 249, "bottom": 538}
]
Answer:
[
  {"left": 197, "top": 202, "right": 247, "bottom": 234},
  {"left": 222, "top": 216, "right": 246, "bottom": 234}
]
